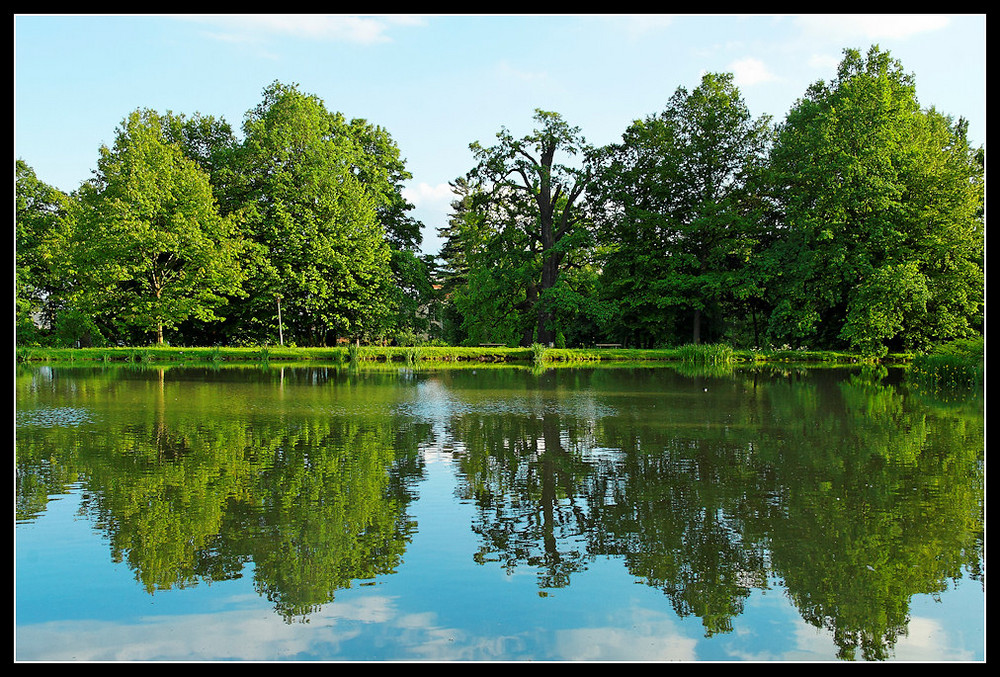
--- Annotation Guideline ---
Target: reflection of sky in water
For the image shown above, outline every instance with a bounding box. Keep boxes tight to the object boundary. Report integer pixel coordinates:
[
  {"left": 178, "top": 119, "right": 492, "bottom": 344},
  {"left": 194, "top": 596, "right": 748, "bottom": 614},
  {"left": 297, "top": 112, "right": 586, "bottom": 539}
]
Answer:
[
  {"left": 16, "top": 406, "right": 93, "bottom": 428},
  {"left": 14, "top": 367, "right": 986, "bottom": 662},
  {"left": 13, "top": 602, "right": 704, "bottom": 661},
  {"left": 399, "top": 378, "right": 618, "bottom": 422},
  {"left": 19, "top": 458, "right": 984, "bottom": 661}
]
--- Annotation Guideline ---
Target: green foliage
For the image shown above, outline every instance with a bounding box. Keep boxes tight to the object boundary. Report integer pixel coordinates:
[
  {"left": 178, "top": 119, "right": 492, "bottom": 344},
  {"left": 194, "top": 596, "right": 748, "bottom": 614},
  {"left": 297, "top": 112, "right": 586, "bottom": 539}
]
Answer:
[
  {"left": 459, "top": 109, "right": 593, "bottom": 346},
  {"left": 839, "top": 262, "right": 931, "bottom": 357},
  {"left": 590, "top": 72, "right": 773, "bottom": 348},
  {"left": 230, "top": 82, "right": 398, "bottom": 346},
  {"left": 69, "top": 109, "right": 247, "bottom": 345},
  {"left": 14, "top": 48, "right": 982, "bottom": 359},
  {"left": 15, "top": 159, "right": 74, "bottom": 340},
  {"left": 51, "top": 308, "right": 106, "bottom": 348},
  {"left": 762, "top": 46, "right": 984, "bottom": 355}
]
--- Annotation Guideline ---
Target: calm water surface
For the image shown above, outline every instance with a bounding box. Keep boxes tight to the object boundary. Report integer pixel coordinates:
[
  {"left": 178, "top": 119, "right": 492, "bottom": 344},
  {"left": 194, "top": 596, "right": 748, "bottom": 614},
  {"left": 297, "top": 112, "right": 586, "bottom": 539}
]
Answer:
[{"left": 15, "top": 363, "right": 985, "bottom": 662}]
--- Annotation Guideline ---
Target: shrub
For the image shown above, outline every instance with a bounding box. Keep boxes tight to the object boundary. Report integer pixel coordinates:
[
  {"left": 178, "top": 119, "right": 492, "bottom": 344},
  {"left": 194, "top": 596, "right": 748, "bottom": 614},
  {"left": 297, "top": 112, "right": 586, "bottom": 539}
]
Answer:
[{"left": 52, "top": 308, "right": 106, "bottom": 348}]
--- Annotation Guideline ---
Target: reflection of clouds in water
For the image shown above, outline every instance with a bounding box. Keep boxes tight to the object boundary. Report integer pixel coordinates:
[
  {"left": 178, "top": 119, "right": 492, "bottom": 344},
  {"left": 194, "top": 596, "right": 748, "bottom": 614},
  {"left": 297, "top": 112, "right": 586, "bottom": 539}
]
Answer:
[
  {"left": 16, "top": 407, "right": 93, "bottom": 428},
  {"left": 16, "top": 595, "right": 397, "bottom": 661},
  {"left": 554, "top": 608, "right": 698, "bottom": 661},
  {"left": 15, "top": 591, "right": 697, "bottom": 661},
  {"left": 399, "top": 380, "right": 617, "bottom": 422},
  {"left": 780, "top": 612, "right": 979, "bottom": 662},
  {"left": 400, "top": 379, "right": 622, "bottom": 465},
  {"left": 892, "top": 616, "right": 980, "bottom": 661},
  {"left": 402, "top": 378, "right": 624, "bottom": 465},
  {"left": 405, "top": 628, "right": 530, "bottom": 661}
]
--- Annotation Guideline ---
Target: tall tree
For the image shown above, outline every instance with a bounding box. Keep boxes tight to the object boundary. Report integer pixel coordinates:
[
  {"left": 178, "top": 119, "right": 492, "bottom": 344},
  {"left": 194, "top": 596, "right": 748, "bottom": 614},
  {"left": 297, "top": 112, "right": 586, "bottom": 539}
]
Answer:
[
  {"left": 347, "top": 116, "right": 436, "bottom": 344},
  {"left": 230, "top": 82, "right": 397, "bottom": 345},
  {"left": 69, "top": 109, "right": 246, "bottom": 345},
  {"left": 436, "top": 177, "right": 487, "bottom": 344},
  {"left": 763, "top": 46, "right": 984, "bottom": 355},
  {"left": 591, "top": 72, "right": 772, "bottom": 346},
  {"left": 465, "top": 109, "right": 591, "bottom": 346}
]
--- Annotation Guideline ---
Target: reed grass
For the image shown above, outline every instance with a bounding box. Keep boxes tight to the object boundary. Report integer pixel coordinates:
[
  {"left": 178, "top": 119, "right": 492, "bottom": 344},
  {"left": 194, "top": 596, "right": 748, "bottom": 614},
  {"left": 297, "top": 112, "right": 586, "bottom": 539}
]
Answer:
[
  {"left": 677, "top": 342, "right": 736, "bottom": 365},
  {"left": 909, "top": 338, "right": 984, "bottom": 391}
]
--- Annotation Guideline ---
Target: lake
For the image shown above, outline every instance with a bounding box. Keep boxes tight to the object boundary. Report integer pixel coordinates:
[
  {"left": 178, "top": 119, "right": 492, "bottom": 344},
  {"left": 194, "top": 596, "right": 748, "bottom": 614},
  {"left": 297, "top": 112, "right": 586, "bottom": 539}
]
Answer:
[{"left": 14, "top": 362, "right": 985, "bottom": 662}]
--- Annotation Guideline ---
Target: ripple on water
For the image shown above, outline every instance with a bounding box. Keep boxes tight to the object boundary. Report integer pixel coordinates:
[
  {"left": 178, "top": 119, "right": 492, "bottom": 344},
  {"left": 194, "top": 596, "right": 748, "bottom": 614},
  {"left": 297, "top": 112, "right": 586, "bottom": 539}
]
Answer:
[{"left": 16, "top": 407, "right": 93, "bottom": 428}]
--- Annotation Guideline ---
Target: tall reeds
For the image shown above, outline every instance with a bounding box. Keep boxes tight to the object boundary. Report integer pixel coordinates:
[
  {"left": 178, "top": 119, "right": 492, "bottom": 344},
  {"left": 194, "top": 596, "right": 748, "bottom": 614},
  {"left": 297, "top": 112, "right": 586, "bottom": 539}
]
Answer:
[
  {"left": 677, "top": 343, "right": 735, "bottom": 365},
  {"left": 909, "top": 338, "right": 984, "bottom": 391}
]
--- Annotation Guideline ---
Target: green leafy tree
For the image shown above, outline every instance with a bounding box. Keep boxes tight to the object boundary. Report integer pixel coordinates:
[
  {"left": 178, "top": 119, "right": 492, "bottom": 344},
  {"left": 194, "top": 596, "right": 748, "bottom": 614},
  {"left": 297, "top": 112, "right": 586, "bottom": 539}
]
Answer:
[
  {"left": 70, "top": 109, "right": 247, "bottom": 345},
  {"left": 451, "top": 198, "right": 539, "bottom": 346},
  {"left": 347, "top": 117, "right": 435, "bottom": 344},
  {"left": 464, "top": 109, "right": 592, "bottom": 346},
  {"left": 159, "top": 111, "right": 243, "bottom": 216},
  {"left": 763, "top": 46, "right": 984, "bottom": 355},
  {"left": 229, "top": 82, "right": 398, "bottom": 345},
  {"left": 591, "top": 72, "right": 772, "bottom": 347},
  {"left": 436, "top": 177, "right": 496, "bottom": 344}
]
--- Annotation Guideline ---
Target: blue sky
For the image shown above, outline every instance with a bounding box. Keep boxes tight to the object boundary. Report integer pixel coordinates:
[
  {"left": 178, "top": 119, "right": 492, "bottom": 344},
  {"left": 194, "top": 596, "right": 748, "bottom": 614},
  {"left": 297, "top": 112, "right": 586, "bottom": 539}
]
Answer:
[{"left": 14, "top": 14, "right": 987, "bottom": 255}]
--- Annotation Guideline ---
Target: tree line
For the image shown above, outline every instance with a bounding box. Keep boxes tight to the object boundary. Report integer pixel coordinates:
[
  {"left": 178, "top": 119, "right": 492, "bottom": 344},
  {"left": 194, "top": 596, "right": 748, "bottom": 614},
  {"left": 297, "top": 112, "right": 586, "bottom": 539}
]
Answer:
[{"left": 16, "top": 46, "right": 984, "bottom": 357}]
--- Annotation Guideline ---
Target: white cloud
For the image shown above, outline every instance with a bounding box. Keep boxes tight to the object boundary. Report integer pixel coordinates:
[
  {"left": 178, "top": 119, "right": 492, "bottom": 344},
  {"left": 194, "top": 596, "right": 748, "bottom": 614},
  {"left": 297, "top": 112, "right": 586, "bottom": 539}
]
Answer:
[
  {"left": 182, "top": 14, "right": 426, "bottom": 45},
  {"left": 404, "top": 182, "right": 457, "bottom": 254},
  {"left": 553, "top": 606, "right": 698, "bottom": 661},
  {"left": 794, "top": 14, "right": 950, "bottom": 42},
  {"left": 892, "top": 615, "right": 981, "bottom": 661},
  {"left": 403, "top": 181, "right": 455, "bottom": 210},
  {"left": 729, "top": 57, "right": 779, "bottom": 87}
]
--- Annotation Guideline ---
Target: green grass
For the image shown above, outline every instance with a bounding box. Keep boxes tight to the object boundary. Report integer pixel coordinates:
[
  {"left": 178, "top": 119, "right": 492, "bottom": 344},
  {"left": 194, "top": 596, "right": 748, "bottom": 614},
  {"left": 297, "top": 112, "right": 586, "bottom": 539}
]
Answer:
[{"left": 16, "top": 343, "right": 914, "bottom": 366}]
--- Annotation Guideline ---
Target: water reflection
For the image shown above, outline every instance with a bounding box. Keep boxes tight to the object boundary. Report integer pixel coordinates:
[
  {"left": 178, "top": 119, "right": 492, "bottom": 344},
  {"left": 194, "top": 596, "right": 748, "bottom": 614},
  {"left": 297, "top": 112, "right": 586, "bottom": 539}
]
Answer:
[
  {"left": 15, "top": 363, "right": 984, "bottom": 660},
  {"left": 16, "top": 365, "right": 429, "bottom": 622}
]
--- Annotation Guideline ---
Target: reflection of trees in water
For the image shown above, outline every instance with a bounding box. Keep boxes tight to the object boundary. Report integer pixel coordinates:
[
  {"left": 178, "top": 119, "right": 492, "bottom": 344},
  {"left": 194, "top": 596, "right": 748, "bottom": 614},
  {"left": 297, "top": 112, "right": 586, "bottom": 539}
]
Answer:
[
  {"left": 757, "top": 371, "right": 984, "bottom": 660},
  {"left": 451, "top": 411, "right": 595, "bottom": 589},
  {"left": 443, "top": 366, "right": 983, "bottom": 658},
  {"left": 237, "top": 417, "right": 423, "bottom": 621},
  {"left": 15, "top": 364, "right": 984, "bottom": 656},
  {"left": 14, "top": 365, "right": 429, "bottom": 622},
  {"left": 585, "top": 437, "right": 771, "bottom": 638}
]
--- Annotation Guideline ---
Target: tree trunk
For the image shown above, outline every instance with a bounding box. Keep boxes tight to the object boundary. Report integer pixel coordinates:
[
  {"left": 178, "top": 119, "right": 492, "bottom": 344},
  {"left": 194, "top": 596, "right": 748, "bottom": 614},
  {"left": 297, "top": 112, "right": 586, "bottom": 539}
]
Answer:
[
  {"left": 535, "top": 247, "right": 564, "bottom": 345},
  {"left": 521, "top": 284, "right": 538, "bottom": 346}
]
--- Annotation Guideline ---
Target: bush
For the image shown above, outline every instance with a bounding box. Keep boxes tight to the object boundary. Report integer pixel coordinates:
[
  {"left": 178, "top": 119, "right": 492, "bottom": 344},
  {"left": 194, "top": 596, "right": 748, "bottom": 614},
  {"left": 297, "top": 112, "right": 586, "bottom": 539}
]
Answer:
[{"left": 52, "top": 308, "right": 105, "bottom": 348}]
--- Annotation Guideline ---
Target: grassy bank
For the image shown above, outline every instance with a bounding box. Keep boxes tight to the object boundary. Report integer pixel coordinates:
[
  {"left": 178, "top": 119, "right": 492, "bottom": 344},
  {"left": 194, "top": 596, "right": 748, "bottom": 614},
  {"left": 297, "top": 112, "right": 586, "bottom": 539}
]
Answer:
[{"left": 16, "top": 343, "right": 912, "bottom": 366}]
